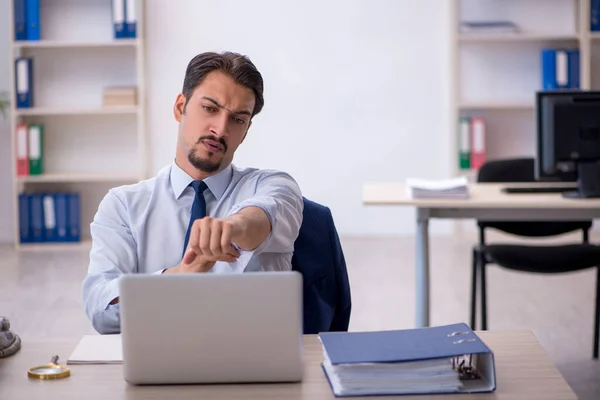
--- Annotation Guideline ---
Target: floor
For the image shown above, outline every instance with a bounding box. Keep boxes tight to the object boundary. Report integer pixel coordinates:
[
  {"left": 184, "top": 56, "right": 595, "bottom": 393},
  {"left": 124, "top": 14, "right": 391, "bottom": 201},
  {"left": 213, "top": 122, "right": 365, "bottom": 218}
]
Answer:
[{"left": 1, "top": 233, "right": 599, "bottom": 399}]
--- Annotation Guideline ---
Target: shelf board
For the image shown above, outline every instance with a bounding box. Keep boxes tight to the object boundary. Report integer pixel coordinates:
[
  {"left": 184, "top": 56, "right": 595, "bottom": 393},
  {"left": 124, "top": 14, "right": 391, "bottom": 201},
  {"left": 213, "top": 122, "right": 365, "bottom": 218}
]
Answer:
[
  {"left": 16, "top": 173, "right": 141, "bottom": 183},
  {"left": 458, "top": 33, "right": 579, "bottom": 43},
  {"left": 13, "top": 39, "right": 138, "bottom": 49},
  {"left": 18, "top": 239, "right": 92, "bottom": 252},
  {"left": 590, "top": 32, "right": 600, "bottom": 40},
  {"left": 459, "top": 101, "right": 534, "bottom": 110},
  {"left": 14, "top": 106, "right": 138, "bottom": 116}
]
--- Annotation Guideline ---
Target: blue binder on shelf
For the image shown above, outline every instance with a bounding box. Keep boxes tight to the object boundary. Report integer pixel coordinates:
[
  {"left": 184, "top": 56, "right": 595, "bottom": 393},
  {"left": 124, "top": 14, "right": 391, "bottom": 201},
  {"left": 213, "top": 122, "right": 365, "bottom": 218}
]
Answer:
[
  {"left": 29, "top": 193, "right": 44, "bottom": 243},
  {"left": 42, "top": 193, "right": 57, "bottom": 242},
  {"left": 19, "top": 194, "right": 31, "bottom": 244},
  {"left": 567, "top": 49, "right": 580, "bottom": 89},
  {"left": 54, "top": 193, "right": 69, "bottom": 242},
  {"left": 25, "top": 0, "right": 40, "bottom": 41},
  {"left": 592, "top": 0, "right": 600, "bottom": 31},
  {"left": 319, "top": 322, "right": 496, "bottom": 397},
  {"left": 112, "top": 0, "right": 127, "bottom": 39},
  {"left": 15, "top": 57, "right": 33, "bottom": 108},
  {"left": 14, "top": 0, "right": 27, "bottom": 40},
  {"left": 67, "top": 193, "right": 81, "bottom": 242},
  {"left": 125, "top": 0, "right": 137, "bottom": 38},
  {"left": 541, "top": 49, "right": 579, "bottom": 90}
]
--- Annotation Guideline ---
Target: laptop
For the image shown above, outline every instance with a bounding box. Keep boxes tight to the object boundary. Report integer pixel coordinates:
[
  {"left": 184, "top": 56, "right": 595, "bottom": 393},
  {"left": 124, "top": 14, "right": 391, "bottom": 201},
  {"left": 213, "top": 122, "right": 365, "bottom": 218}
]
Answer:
[{"left": 119, "top": 271, "right": 304, "bottom": 385}]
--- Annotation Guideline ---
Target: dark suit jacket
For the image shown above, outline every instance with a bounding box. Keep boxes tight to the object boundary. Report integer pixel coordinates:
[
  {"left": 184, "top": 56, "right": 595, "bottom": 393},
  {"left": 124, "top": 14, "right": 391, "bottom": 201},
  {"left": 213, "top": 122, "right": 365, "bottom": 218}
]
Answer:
[{"left": 291, "top": 197, "right": 352, "bottom": 334}]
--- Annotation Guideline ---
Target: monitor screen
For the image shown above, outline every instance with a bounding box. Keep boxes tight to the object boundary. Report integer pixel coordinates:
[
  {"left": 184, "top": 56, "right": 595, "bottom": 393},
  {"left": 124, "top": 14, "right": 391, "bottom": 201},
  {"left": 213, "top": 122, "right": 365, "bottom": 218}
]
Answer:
[{"left": 536, "top": 91, "right": 600, "bottom": 181}]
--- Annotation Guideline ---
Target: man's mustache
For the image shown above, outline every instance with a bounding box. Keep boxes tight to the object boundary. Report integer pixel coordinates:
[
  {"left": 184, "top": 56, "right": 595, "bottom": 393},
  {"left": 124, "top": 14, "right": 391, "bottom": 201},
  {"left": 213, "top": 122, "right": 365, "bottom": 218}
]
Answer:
[{"left": 197, "top": 136, "right": 228, "bottom": 152}]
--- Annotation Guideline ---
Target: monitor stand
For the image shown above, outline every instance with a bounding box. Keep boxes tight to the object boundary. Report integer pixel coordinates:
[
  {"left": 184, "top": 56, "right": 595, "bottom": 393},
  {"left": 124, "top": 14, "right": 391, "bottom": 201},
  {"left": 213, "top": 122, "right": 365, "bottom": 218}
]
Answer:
[{"left": 562, "top": 161, "right": 600, "bottom": 199}]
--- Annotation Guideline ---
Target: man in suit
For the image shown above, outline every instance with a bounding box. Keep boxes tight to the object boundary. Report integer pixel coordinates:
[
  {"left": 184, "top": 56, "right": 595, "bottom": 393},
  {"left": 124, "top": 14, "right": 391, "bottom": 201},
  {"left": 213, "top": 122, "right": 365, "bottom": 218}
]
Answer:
[{"left": 82, "top": 51, "right": 304, "bottom": 334}]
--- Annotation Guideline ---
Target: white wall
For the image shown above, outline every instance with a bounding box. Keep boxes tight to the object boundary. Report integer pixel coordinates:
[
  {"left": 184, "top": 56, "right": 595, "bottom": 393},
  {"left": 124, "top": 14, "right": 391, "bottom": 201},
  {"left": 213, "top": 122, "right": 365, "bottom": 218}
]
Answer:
[
  {"left": 0, "top": 0, "right": 14, "bottom": 243},
  {"left": 145, "top": 0, "right": 453, "bottom": 236},
  {"left": 0, "top": 0, "right": 452, "bottom": 242}
]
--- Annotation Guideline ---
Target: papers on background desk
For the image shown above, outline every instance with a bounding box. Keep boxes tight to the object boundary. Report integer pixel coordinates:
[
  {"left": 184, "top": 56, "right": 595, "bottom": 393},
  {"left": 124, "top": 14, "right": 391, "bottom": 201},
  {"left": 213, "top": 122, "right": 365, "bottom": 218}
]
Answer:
[
  {"left": 67, "top": 334, "right": 123, "bottom": 365},
  {"left": 406, "top": 177, "right": 470, "bottom": 199}
]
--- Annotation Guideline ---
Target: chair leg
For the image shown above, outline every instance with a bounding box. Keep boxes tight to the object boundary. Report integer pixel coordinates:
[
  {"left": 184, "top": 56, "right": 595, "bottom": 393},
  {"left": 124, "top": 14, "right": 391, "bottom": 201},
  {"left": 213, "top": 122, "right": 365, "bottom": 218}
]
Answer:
[
  {"left": 594, "top": 267, "right": 600, "bottom": 359},
  {"left": 480, "top": 253, "right": 488, "bottom": 331},
  {"left": 470, "top": 248, "right": 478, "bottom": 330}
]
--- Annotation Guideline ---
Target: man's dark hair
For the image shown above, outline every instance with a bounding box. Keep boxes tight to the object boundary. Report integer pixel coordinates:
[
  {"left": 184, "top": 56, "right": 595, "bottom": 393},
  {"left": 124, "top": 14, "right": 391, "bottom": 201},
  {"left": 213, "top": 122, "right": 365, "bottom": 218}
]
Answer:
[{"left": 182, "top": 51, "right": 264, "bottom": 117}]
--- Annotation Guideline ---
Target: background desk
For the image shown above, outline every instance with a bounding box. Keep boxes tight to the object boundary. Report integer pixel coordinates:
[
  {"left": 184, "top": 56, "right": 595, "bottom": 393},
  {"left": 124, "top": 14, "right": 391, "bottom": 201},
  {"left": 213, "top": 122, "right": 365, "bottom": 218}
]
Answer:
[
  {"left": 363, "top": 182, "right": 600, "bottom": 328},
  {"left": 0, "top": 332, "right": 576, "bottom": 399}
]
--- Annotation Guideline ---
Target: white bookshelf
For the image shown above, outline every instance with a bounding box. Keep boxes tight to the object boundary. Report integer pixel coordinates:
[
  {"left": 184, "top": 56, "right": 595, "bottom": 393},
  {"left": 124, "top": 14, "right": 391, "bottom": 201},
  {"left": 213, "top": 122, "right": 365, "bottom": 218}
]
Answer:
[
  {"left": 450, "top": 0, "right": 598, "bottom": 233},
  {"left": 8, "top": 0, "right": 147, "bottom": 250},
  {"left": 450, "top": 0, "right": 593, "bottom": 180}
]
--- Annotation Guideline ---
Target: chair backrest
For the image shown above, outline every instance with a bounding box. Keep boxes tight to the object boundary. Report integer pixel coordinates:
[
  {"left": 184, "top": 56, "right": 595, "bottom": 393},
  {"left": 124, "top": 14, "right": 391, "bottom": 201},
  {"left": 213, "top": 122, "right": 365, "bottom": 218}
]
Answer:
[
  {"left": 477, "top": 158, "right": 592, "bottom": 238},
  {"left": 478, "top": 158, "right": 535, "bottom": 183},
  {"left": 291, "top": 197, "right": 351, "bottom": 334}
]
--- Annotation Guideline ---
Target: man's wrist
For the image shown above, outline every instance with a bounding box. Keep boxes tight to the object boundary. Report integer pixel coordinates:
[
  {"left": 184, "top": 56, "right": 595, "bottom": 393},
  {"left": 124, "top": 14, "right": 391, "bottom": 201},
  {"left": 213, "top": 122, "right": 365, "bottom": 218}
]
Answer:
[{"left": 226, "top": 214, "right": 248, "bottom": 243}]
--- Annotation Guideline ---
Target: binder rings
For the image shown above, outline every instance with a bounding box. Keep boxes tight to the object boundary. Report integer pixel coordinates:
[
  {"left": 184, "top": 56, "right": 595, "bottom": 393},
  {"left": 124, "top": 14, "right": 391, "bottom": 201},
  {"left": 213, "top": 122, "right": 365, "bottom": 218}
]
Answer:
[
  {"left": 15, "top": 58, "right": 33, "bottom": 108},
  {"left": 319, "top": 322, "right": 496, "bottom": 397}
]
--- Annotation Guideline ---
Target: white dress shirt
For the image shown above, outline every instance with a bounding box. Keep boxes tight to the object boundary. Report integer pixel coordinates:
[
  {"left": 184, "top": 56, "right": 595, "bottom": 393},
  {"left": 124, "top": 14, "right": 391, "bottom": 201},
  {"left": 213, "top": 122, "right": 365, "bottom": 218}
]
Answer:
[{"left": 82, "top": 161, "right": 303, "bottom": 334}]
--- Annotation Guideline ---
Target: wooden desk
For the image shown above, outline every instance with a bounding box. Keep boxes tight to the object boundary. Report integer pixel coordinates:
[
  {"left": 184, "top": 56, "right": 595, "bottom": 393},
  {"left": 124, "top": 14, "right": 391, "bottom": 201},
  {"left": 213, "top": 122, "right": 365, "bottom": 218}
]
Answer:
[
  {"left": 363, "top": 182, "right": 600, "bottom": 328},
  {"left": 0, "top": 332, "right": 577, "bottom": 399}
]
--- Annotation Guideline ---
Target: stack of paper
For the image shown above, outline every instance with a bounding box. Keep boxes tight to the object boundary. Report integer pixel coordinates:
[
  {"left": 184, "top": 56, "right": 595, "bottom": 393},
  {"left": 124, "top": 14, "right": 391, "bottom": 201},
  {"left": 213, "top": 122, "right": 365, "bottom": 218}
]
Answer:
[
  {"left": 406, "top": 177, "right": 469, "bottom": 199},
  {"left": 322, "top": 355, "right": 461, "bottom": 396},
  {"left": 319, "top": 323, "right": 496, "bottom": 397}
]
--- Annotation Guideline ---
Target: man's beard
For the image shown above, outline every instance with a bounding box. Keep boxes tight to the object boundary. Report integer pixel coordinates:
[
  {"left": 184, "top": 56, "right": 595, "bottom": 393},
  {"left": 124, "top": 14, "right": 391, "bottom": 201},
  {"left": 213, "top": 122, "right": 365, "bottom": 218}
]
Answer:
[
  {"left": 188, "top": 150, "right": 221, "bottom": 173},
  {"left": 188, "top": 136, "right": 228, "bottom": 173}
]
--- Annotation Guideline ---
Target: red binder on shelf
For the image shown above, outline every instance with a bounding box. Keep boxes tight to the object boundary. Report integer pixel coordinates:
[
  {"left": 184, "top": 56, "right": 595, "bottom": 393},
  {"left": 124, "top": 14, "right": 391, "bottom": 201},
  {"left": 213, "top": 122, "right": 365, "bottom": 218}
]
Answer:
[
  {"left": 471, "top": 117, "right": 486, "bottom": 170},
  {"left": 16, "top": 124, "right": 29, "bottom": 176}
]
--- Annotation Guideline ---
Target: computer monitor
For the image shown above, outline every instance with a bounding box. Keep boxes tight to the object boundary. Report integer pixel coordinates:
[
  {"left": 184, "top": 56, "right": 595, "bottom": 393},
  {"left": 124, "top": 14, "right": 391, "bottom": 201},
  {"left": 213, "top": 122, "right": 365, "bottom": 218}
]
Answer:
[{"left": 536, "top": 90, "right": 600, "bottom": 198}]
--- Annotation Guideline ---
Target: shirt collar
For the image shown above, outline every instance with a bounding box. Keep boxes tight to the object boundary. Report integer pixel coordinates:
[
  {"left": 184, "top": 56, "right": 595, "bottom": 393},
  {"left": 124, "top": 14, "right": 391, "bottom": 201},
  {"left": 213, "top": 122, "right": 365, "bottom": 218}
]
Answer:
[{"left": 170, "top": 161, "right": 233, "bottom": 200}]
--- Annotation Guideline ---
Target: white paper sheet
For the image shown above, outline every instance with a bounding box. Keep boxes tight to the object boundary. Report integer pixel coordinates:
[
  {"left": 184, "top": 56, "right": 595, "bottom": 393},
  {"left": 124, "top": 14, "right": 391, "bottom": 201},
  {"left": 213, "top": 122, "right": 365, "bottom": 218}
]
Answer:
[{"left": 67, "top": 334, "right": 123, "bottom": 365}]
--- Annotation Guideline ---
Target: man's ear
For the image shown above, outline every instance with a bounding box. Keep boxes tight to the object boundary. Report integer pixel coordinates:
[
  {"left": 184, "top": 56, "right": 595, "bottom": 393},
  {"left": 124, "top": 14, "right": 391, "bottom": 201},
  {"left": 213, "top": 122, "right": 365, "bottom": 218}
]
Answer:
[{"left": 173, "top": 93, "right": 186, "bottom": 122}]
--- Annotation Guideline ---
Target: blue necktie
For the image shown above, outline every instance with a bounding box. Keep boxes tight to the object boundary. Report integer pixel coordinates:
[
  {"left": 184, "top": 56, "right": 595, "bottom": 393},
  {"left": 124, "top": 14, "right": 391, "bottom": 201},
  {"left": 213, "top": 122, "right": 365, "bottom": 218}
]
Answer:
[{"left": 182, "top": 180, "right": 208, "bottom": 257}]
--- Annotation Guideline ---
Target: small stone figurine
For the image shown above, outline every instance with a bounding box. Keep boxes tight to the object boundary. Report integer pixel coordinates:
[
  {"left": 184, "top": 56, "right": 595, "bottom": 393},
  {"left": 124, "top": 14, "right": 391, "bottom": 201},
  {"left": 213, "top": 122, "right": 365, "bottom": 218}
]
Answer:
[{"left": 0, "top": 317, "right": 21, "bottom": 358}]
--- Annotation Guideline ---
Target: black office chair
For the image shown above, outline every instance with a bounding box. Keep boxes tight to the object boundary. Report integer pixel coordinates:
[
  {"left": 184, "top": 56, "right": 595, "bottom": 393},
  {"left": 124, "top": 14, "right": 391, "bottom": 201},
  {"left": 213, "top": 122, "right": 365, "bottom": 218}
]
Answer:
[{"left": 470, "top": 157, "right": 600, "bottom": 359}]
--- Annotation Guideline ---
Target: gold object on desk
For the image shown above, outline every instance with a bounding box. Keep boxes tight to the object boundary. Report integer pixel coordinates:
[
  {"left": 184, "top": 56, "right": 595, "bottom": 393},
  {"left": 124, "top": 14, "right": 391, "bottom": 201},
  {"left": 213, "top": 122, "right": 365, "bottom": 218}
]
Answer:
[{"left": 28, "top": 355, "right": 70, "bottom": 380}]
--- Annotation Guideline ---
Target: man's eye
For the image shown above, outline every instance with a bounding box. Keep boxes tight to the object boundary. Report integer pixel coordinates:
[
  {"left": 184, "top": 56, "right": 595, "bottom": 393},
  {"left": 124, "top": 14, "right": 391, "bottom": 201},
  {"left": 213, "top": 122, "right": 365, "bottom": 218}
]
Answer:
[
  {"left": 234, "top": 117, "right": 246, "bottom": 125},
  {"left": 203, "top": 106, "right": 216, "bottom": 113}
]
